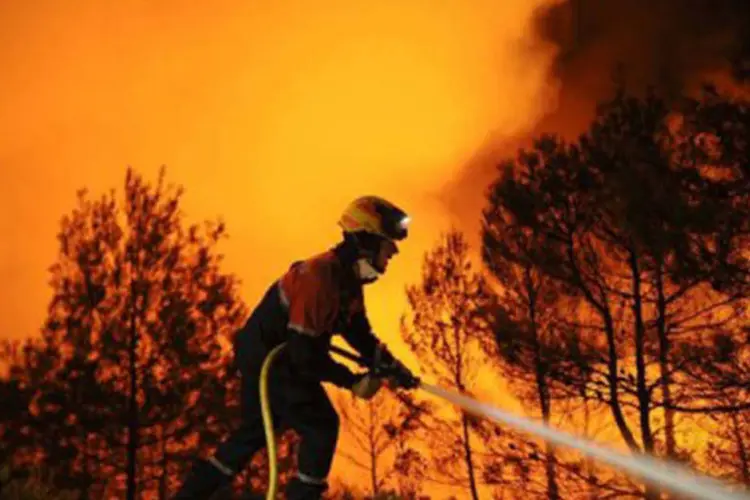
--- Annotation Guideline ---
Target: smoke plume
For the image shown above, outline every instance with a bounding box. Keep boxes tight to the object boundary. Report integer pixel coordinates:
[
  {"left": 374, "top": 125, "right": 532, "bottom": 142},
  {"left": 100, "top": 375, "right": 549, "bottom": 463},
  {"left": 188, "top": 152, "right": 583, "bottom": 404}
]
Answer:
[{"left": 443, "top": 0, "right": 750, "bottom": 238}]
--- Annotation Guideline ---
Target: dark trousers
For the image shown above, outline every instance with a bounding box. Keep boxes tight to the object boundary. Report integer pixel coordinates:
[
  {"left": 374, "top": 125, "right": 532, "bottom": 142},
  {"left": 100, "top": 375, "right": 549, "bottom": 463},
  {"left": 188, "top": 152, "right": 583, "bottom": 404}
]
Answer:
[
  {"left": 216, "top": 332, "right": 340, "bottom": 479},
  {"left": 174, "top": 332, "right": 339, "bottom": 499}
]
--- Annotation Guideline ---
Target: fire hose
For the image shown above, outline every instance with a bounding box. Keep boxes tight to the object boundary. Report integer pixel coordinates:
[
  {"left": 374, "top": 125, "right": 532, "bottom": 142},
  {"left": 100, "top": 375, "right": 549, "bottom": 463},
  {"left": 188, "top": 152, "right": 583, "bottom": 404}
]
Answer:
[{"left": 260, "top": 344, "right": 749, "bottom": 500}]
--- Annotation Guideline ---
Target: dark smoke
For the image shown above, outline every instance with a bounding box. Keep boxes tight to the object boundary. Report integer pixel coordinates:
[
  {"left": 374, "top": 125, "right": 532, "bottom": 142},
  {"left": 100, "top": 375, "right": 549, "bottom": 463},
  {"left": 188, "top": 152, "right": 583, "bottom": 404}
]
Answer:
[
  {"left": 535, "top": 0, "right": 750, "bottom": 128},
  {"left": 441, "top": 0, "right": 750, "bottom": 241}
]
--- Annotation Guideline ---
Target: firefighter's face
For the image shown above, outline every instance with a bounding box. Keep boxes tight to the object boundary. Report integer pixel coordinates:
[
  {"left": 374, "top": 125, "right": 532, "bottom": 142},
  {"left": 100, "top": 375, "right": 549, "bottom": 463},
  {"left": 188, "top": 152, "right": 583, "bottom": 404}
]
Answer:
[{"left": 374, "top": 238, "right": 398, "bottom": 273}]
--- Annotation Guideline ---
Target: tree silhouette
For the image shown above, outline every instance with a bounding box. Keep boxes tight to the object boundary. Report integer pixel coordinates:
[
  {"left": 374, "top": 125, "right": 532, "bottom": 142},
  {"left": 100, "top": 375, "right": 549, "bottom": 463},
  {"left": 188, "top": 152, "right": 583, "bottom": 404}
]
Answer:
[
  {"left": 482, "top": 85, "right": 750, "bottom": 496},
  {"left": 674, "top": 85, "right": 750, "bottom": 295},
  {"left": 2, "top": 166, "right": 249, "bottom": 498},
  {"left": 582, "top": 86, "right": 750, "bottom": 443},
  {"left": 702, "top": 392, "right": 750, "bottom": 490},
  {"left": 1, "top": 330, "right": 113, "bottom": 497},
  {"left": 482, "top": 204, "right": 604, "bottom": 499},
  {"left": 335, "top": 388, "right": 430, "bottom": 498},
  {"left": 0, "top": 338, "right": 58, "bottom": 492},
  {"left": 481, "top": 133, "right": 648, "bottom": 477},
  {"left": 399, "top": 229, "right": 499, "bottom": 500}
]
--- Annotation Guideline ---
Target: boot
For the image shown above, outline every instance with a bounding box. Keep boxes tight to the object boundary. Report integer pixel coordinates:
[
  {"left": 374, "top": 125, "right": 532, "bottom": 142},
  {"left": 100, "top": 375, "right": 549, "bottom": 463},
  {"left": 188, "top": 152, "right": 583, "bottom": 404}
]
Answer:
[
  {"left": 285, "top": 476, "right": 328, "bottom": 500},
  {"left": 173, "top": 458, "right": 233, "bottom": 499}
]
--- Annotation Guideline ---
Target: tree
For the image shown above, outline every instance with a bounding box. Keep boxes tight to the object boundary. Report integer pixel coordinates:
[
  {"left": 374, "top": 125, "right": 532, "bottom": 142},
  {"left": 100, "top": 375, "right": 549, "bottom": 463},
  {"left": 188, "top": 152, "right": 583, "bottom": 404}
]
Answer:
[
  {"left": 399, "top": 229, "right": 498, "bottom": 500},
  {"left": 335, "top": 387, "right": 430, "bottom": 498},
  {"left": 481, "top": 85, "right": 750, "bottom": 496},
  {"left": 0, "top": 339, "right": 63, "bottom": 492},
  {"left": 482, "top": 204, "right": 603, "bottom": 499},
  {"left": 1, "top": 330, "right": 114, "bottom": 497},
  {"left": 2, "top": 166, "right": 250, "bottom": 498},
  {"left": 481, "top": 133, "right": 649, "bottom": 486},
  {"left": 702, "top": 392, "right": 750, "bottom": 489},
  {"left": 586, "top": 87, "right": 749, "bottom": 456}
]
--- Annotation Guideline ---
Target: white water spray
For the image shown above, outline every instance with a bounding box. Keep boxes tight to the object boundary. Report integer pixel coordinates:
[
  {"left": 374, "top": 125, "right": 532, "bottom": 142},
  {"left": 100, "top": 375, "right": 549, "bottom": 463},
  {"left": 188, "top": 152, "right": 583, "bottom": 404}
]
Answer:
[{"left": 420, "top": 382, "right": 750, "bottom": 500}]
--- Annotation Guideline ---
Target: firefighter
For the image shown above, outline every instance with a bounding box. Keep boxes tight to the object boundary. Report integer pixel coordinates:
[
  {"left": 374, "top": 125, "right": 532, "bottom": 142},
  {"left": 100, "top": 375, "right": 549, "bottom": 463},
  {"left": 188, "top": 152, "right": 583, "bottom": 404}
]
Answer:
[{"left": 173, "top": 195, "right": 419, "bottom": 499}]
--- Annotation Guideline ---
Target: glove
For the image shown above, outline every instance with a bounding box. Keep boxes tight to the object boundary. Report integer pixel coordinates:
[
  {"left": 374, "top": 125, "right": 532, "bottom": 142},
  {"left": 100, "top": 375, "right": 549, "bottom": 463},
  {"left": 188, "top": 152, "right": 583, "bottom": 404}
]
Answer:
[
  {"left": 384, "top": 359, "right": 420, "bottom": 390},
  {"left": 351, "top": 373, "right": 382, "bottom": 400},
  {"left": 371, "top": 343, "right": 419, "bottom": 390}
]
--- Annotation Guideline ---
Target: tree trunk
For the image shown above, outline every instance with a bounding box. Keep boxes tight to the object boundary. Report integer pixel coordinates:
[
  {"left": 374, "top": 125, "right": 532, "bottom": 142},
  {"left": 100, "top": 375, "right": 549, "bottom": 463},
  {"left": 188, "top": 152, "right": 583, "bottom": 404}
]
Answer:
[
  {"left": 461, "top": 413, "right": 480, "bottom": 500},
  {"left": 539, "top": 387, "right": 559, "bottom": 500},
  {"left": 567, "top": 240, "right": 638, "bottom": 450},
  {"left": 544, "top": 442, "right": 559, "bottom": 500},
  {"left": 126, "top": 285, "right": 139, "bottom": 500},
  {"left": 525, "top": 266, "right": 559, "bottom": 500},
  {"left": 654, "top": 262, "right": 677, "bottom": 459},
  {"left": 602, "top": 310, "right": 639, "bottom": 450},
  {"left": 583, "top": 398, "right": 597, "bottom": 500},
  {"left": 629, "top": 248, "right": 658, "bottom": 500},
  {"left": 629, "top": 248, "right": 654, "bottom": 453},
  {"left": 452, "top": 316, "right": 479, "bottom": 500}
]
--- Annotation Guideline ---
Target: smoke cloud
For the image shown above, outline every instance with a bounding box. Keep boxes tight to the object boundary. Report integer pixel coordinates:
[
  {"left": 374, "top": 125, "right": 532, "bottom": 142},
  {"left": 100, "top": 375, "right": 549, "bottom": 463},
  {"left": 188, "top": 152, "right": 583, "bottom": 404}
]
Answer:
[
  {"left": 535, "top": 0, "right": 750, "bottom": 131},
  {"left": 442, "top": 0, "right": 750, "bottom": 239}
]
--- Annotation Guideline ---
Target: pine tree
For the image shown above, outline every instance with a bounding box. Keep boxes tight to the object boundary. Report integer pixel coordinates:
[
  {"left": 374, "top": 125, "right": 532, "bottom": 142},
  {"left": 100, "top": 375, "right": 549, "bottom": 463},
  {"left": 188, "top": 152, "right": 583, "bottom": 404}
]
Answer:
[
  {"left": 399, "top": 230, "right": 498, "bottom": 500},
  {"left": 481, "top": 85, "right": 750, "bottom": 496},
  {"left": 2, "top": 166, "right": 248, "bottom": 498},
  {"left": 335, "top": 388, "right": 429, "bottom": 498}
]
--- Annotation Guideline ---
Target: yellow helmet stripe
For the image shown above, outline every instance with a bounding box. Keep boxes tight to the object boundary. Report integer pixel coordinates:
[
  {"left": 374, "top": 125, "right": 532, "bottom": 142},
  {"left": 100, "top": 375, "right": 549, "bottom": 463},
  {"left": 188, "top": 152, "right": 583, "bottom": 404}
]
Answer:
[{"left": 351, "top": 207, "right": 380, "bottom": 230}]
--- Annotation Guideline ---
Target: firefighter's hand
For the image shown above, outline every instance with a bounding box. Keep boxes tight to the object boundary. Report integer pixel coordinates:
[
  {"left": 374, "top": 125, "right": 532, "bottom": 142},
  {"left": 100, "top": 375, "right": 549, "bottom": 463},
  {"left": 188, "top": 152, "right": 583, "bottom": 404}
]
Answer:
[
  {"left": 385, "top": 359, "right": 420, "bottom": 390},
  {"left": 351, "top": 373, "right": 382, "bottom": 400}
]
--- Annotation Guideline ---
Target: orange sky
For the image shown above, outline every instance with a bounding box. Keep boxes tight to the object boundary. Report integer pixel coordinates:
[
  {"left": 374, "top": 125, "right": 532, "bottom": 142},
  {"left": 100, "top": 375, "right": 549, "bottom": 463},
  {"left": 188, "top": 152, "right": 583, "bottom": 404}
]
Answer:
[
  {"left": 1, "top": 0, "right": 562, "bottom": 345},
  {"left": 1, "top": 0, "right": 563, "bottom": 493}
]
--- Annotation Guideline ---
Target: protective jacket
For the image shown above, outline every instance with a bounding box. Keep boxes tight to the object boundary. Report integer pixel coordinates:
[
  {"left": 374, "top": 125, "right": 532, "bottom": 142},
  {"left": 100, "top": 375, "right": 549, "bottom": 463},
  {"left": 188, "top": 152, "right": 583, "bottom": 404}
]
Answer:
[{"left": 239, "top": 239, "right": 389, "bottom": 387}]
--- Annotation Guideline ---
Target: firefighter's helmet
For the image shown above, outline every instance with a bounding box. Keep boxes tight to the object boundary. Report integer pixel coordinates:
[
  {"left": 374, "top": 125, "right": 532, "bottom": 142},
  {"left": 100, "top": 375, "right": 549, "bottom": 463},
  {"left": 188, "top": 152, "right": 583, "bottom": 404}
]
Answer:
[{"left": 338, "top": 196, "right": 410, "bottom": 242}]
